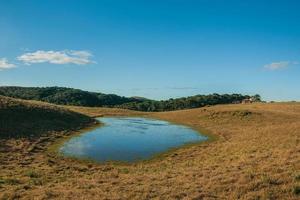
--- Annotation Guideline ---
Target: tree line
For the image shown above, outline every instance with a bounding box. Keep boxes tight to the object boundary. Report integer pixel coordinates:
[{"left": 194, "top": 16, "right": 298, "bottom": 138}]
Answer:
[
  {"left": 0, "top": 86, "right": 261, "bottom": 112},
  {"left": 0, "top": 86, "right": 142, "bottom": 107},
  {"left": 116, "top": 94, "right": 261, "bottom": 111}
]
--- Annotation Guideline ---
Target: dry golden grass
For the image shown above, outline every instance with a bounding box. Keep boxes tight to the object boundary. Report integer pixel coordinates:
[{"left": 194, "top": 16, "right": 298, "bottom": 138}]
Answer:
[
  {"left": 0, "top": 96, "right": 95, "bottom": 138},
  {"left": 0, "top": 102, "right": 300, "bottom": 199}
]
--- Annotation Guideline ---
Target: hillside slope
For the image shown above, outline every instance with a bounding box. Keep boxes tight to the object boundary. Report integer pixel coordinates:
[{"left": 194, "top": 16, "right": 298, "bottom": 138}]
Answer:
[
  {"left": 0, "top": 103, "right": 299, "bottom": 199},
  {"left": 0, "top": 95, "right": 94, "bottom": 138}
]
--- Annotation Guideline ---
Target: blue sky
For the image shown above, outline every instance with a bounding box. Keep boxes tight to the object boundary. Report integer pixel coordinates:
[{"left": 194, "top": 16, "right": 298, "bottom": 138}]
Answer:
[{"left": 0, "top": 0, "right": 300, "bottom": 101}]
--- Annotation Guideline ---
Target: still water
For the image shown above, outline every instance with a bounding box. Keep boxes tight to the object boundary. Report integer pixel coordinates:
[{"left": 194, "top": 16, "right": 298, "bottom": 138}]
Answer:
[{"left": 59, "top": 117, "right": 207, "bottom": 163}]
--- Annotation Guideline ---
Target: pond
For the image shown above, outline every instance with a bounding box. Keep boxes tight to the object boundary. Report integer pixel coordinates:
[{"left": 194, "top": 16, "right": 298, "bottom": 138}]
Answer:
[{"left": 59, "top": 117, "right": 207, "bottom": 163}]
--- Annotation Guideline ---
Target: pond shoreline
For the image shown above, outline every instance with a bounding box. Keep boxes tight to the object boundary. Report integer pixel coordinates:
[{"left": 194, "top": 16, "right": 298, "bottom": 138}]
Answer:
[{"left": 49, "top": 116, "right": 214, "bottom": 165}]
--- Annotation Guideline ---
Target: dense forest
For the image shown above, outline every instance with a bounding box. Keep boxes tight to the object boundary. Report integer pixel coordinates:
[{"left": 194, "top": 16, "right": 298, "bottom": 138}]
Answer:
[
  {"left": 0, "top": 86, "right": 261, "bottom": 112},
  {"left": 0, "top": 86, "right": 143, "bottom": 107},
  {"left": 116, "top": 94, "right": 261, "bottom": 111}
]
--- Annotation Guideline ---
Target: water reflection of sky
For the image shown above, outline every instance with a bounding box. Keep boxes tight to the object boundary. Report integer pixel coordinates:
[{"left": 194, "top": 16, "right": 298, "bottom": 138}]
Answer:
[{"left": 59, "top": 117, "right": 207, "bottom": 162}]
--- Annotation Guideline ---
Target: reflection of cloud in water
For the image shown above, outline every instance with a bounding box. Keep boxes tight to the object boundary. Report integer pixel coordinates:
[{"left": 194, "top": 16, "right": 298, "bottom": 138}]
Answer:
[
  {"left": 61, "top": 139, "right": 91, "bottom": 156},
  {"left": 118, "top": 117, "right": 168, "bottom": 126},
  {"left": 125, "top": 124, "right": 148, "bottom": 130},
  {"left": 132, "top": 121, "right": 167, "bottom": 126},
  {"left": 120, "top": 118, "right": 168, "bottom": 127},
  {"left": 101, "top": 117, "right": 168, "bottom": 128},
  {"left": 131, "top": 129, "right": 147, "bottom": 134}
]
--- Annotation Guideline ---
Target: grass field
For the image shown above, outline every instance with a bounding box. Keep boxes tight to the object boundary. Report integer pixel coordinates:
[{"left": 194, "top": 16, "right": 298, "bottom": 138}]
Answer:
[
  {"left": 0, "top": 96, "right": 96, "bottom": 138},
  {"left": 0, "top": 99, "right": 299, "bottom": 199}
]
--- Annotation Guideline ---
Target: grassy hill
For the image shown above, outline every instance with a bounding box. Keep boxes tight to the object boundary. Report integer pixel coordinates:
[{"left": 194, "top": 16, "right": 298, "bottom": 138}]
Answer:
[
  {"left": 0, "top": 95, "right": 94, "bottom": 138},
  {"left": 0, "top": 102, "right": 299, "bottom": 199}
]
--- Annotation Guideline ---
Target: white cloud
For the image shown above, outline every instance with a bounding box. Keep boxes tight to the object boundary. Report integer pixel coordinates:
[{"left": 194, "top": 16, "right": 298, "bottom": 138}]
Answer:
[
  {"left": 264, "top": 61, "right": 290, "bottom": 70},
  {"left": 17, "top": 50, "right": 94, "bottom": 65},
  {"left": 0, "top": 58, "right": 16, "bottom": 70}
]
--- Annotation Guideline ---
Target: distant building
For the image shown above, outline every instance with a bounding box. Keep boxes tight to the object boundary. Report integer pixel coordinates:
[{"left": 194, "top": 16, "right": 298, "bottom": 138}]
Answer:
[{"left": 242, "top": 98, "right": 253, "bottom": 104}]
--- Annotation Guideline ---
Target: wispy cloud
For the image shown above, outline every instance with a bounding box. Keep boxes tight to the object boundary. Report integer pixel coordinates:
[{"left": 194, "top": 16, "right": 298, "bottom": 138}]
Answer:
[
  {"left": 264, "top": 61, "right": 290, "bottom": 70},
  {"left": 131, "top": 87, "right": 160, "bottom": 91},
  {"left": 0, "top": 58, "right": 16, "bottom": 70},
  {"left": 17, "top": 50, "right": 94, "bottom": 65},
  {"left": 130, "top": 87, "right": 199, "bottom": 91},
  {"left": 168, "top": 87, "right": 198, "bottom": 90}
]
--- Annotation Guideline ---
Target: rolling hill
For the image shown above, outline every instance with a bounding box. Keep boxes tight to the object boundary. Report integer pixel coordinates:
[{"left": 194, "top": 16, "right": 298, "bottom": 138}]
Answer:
[
  {"left": 1, "top": 101, "right": 299, "bottom": 199},
  {"left": 0, "top": 95, "right": 95, "bottom": 138}
]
